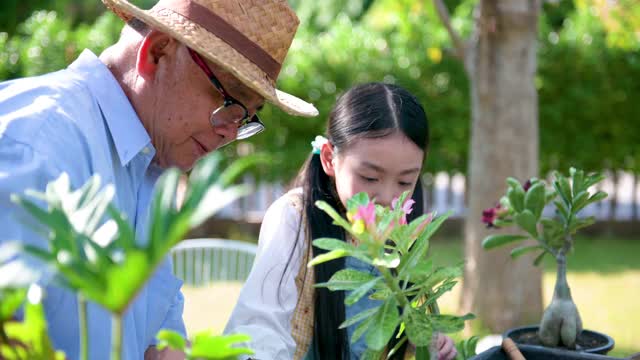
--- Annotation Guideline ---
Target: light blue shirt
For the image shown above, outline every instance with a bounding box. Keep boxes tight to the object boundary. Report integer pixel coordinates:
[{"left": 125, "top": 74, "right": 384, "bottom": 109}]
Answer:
[{"left": 0, "top": 50, "right": 186, "bottom": 359}]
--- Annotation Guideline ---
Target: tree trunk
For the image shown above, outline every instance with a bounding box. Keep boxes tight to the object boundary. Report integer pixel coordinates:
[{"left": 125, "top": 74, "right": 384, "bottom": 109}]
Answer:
[{"left": 459, "top": 0, "right": 543, "bottom": 331}]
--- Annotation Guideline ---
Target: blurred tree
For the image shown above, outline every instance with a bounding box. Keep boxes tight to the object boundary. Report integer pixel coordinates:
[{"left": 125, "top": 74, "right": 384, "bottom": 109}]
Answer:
[{"left": 434, "top": 0, "right": 544, "bottom": 331}]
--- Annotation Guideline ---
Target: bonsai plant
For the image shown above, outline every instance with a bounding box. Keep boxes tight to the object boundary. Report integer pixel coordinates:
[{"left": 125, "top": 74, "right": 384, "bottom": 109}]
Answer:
[
  {"left": 480, "top": 168, "right": 613, "bottom": 355},
  {"left": 0, "top": 152, "right": 256, "bottom": 360},
  {"left": 308, "top": 191, "right": 477, "bottom": 360}
]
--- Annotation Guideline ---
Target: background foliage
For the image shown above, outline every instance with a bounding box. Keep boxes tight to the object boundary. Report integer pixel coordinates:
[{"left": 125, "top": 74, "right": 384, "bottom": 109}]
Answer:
[{"left": 0, "top": 0, "right": 638, "bottom": 181}]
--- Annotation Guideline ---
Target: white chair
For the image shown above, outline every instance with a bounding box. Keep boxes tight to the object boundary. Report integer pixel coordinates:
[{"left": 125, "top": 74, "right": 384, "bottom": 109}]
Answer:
[{"left": 171, "top": 238, "right": 258, "bottom": 286}]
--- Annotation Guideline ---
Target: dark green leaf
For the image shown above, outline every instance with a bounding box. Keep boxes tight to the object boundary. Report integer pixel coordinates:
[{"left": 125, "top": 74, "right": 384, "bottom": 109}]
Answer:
[
  {"left": 339, "top": 307, "right": 379, "bottom": 329},
  {"left": 404, "top": 307, "right": 433, "bottom": 346},
  {"left": 514, "top": 210, "right": 538, "bottom": 237},
  {"left": 533, "top": 251, "right": 547, "bottom": 266},
  {"left": 510, "top": 245, "right": 543, "bottom": 259},
  {"left": 481, "top": 234, "right": 529, "bottom": 249},
  {"left": 312, "top": 238, "right": 355, "bottom": 252},
  {"left": 345, "top": 277, "right": 380, "bottom": 306},
  {"left": 365, "top": 297, "right": 400, "bottom": 351},
  {"left": 507, "top": 187, "right": 525, "bottom": 213},
  {"left": 319, "top": 268, "right": 375, "bottom": 291},
  {"left": 524, "top": 182, "right": 545, "bottom": 219},
  {"left": 430, "top": 313, "right": 475, "bottom": 333}
]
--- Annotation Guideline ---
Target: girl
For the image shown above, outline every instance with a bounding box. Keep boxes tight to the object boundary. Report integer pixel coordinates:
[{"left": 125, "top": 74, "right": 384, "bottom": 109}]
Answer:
[{"left": 224, "top": 83, "right": 457, "bottom": 360}]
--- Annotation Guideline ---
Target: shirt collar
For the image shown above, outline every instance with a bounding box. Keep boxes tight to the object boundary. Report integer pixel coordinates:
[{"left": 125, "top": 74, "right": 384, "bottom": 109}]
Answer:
[{"left": 68, "top": 49, "right": 153, "bottom": 167}]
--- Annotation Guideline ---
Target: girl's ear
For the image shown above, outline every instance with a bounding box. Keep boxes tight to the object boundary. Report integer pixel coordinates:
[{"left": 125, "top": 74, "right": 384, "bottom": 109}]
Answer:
[{"left": 319, "top": 142, "right": 336, "bottom": 177}]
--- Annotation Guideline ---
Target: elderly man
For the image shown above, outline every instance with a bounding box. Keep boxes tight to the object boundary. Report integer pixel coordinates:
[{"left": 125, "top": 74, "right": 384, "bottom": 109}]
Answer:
[{"left": 0, "top": 0, "right": 317, "bottom": 359}]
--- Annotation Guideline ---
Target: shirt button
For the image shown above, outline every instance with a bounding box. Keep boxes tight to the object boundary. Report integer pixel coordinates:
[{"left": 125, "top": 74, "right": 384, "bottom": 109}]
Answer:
[{"left": 142, "top": 147, "right": 151, "bottom": 155}]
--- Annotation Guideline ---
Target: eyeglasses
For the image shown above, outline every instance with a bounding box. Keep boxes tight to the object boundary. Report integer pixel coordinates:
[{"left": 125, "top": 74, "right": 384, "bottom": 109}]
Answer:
[{"left": 187, "top": 48, "right": 265, "bottom": 140}]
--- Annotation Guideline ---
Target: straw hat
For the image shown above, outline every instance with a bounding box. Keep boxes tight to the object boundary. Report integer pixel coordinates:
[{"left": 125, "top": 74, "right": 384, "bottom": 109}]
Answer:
[{"left": 102, "top": 0, "right": 318, "bottom": 117}]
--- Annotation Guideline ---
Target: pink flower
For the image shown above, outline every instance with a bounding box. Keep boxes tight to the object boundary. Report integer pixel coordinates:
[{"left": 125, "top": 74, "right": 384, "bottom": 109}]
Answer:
[
  {"left": 482, "top": 204, "right": 506, "bottom": 228},
  {"left": 411, "top": 213, "right": 434, "bottom": 237},
  {"left": 354, "top": 202, "right": 376, "bottom": 226},
  {"left": 392, "top": 197, "right": 415, "bottom": 225}
]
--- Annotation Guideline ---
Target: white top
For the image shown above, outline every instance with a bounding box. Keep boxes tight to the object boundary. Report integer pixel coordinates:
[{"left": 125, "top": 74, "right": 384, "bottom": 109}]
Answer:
[{"left": 224, "top": 189, "right": 307, "bottom": 359}]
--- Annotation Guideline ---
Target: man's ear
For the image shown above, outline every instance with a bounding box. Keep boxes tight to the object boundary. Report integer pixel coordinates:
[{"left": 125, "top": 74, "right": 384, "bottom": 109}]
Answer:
[
  {"left": 136, "top": 30, "right": 173, "bottom": 79},
  {"left": 319, "top": 142, "right": 336, "bottom": 177}
]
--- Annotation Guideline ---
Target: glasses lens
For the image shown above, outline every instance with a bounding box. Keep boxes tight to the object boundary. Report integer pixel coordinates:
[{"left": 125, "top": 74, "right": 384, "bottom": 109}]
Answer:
[
  {"left": 237, "top": 118, "right": 265, "bottom": 140},
  {"left": 210, "top": 103, "right": 247, "bottom": 127}
]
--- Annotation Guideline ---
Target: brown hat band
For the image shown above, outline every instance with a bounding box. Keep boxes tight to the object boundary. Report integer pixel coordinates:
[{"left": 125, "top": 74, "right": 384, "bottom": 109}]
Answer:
[{"left": 160, "top": 0, "right": 282, "bottom": 80}]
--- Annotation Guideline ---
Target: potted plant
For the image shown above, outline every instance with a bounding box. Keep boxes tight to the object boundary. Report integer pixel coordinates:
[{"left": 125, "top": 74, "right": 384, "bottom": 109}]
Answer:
[
  {"left": 308, "top": 191, "right": 478, "bottom": 360},
  {"left": 479, "top": 168, "right": 615, "bottom": 357},
  {"left": 0, "top": 152, "right": 256, "bottom": 360}
]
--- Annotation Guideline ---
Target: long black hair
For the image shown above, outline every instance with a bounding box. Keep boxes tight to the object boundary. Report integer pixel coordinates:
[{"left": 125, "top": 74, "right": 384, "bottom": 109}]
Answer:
[{"left": 291, "top": 83, "right": 429, "bottom": 359}]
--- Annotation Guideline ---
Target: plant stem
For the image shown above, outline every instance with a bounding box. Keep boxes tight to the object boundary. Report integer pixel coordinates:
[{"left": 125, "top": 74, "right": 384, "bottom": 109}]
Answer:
[
  {"left": 553, "top": 253, "right": 571, "bottom": 300},
  {"left": 111, "top": 314, "right": 123, "bottom": 360},
  {"left": 78, "top": 294, "right": 89, "bottom": 360},
  {"left": 380, "top": 267, "right": 408, "bottom": 308}
]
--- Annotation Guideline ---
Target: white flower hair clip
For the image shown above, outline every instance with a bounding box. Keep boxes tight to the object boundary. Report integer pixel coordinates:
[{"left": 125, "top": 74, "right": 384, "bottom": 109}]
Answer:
[{"left": 311, "top": 135, "right": 329, "bottom": 155}]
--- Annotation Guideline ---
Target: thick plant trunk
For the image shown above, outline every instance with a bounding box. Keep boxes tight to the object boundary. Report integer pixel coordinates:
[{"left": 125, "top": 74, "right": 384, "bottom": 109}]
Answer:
[{"left": 459, "top": 0, "right": 543, "bottom": 331}]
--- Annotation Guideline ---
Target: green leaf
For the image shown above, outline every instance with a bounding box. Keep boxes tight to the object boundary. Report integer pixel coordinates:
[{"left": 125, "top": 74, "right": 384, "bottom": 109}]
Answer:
[
  {"left": 351, "top": 310, "right": 376, "bottom": 344},
  {"left": 218, "top": 153, "right": 265, "bottom": 187},
  {"left": 572, "top": 190, "right": 590, "bottom": 213},
  {"left": 570, "top": 167, "right": 585, "bottom": 196},
  {"left": 416, "top": 345, "right": 431, "bottom": 360},
  {"left": 587, "top": 191, "right": 607, "bottom": 205},
  {"left": 514, "top": 210, "right": 538, "bottom": 237},
  {"left": 553, "top": 175, "right": 572, "bottom": 207},
  {"left": 103, "top": 250, "right": 149, "bottom": 313},
  {"left": 106, "top": 204, "right": 135, "bottom": 251},
  {"left": 361, "top": 348, "right": 384, "bottom": 360},
  {"left": 510, "top": 245, "right": 543, "bottom": 259},
  {"left": 372, "top": 252, "right": 400, "bottom": 268},
  {"left": 318, "top": 268, "right": 375, "bottom": 291},
  {"left": 554, "top": 199, "right": 570, "bottom": 222},
  {"left": 190, "top": 184, "right": 250, "bottom": 230},
  {"left": 430, "top": 313, "right": 475, "bottom": 333},
  {"left": 404, "top": 307, "right": 433, "bottom": 346},
  {"left": 481, "top": 234, "right": 529, "bottom": 249},
  {"left": 0, "top": 289, "right": 26, "bottom": 322},
  {"left": 345, "top": 277, "right": 380, "bottom": 306},
  {"left": 365, "top": 297, "right": 400, "bottom": 351},
  {"left": 506, "top": 177, "right": 522, "bottom": 189},
  {"left": 398, "top": 212, "right": 451, "bottom": 276},
  {"left": 189, "top": 331, "right": 254, "bottom": 359},
  {"left": 346, "top": 192, "right": 370, "bottom": 212},
  {"left": 149, "top": 168, "right": 180, "bottom": 253},
  {"left": 533, "top": 251, "right": 547, "bottom": 266},
  {"left": 156, "top": 330, "right": 187, "bottom": 351},
  {"left": 569, "top": 216, "right": 596, "bottom": 234},
  {"left": 315, "top": 200, "right": 356, "bottom": 235},
  {"left": 507, "top": 187, "right": 525, "bottom": 213},
  {"left": 405, "top": 259, "right": 434, "bottom": 283},
  {"left": 339, "top": 307, "right": 379, "bottom": 329},
  {"left": 312, "top": 238, "right": 355, "bottom": 252},
  {"left": 417, "top": 266, "right": 462, "bottom": 292},
  {"left": 307, "top": 248, "right": 349, "bottom": 267},
  {"left": 583, "top": 173, "right": 606, "bottom": 189},
  {"left": 524, "top": 182, "right": 546, "bottom": 219}
]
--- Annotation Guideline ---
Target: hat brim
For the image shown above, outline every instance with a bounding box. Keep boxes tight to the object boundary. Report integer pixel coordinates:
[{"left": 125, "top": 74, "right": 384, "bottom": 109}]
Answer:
[{"left": 102, "top": 0, "right": 318, "bottom": 117}]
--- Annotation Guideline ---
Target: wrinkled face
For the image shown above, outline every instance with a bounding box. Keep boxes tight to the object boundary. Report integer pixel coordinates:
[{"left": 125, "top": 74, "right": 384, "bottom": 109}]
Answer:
[
  {"left": 320, "top": 132, "right": 425, "bottom": 208},
  {"left": 149, "top": 45, "right": 264, "bottom": 171}
]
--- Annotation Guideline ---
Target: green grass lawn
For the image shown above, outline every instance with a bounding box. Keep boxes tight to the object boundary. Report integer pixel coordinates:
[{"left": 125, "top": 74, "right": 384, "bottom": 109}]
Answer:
[{"left": 431, "top": 236, "right": 640, "bottom": 358}]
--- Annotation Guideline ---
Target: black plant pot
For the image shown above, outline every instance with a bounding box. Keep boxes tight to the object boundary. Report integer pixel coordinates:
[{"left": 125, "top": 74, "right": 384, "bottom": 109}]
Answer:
[
  {"left": 503, "top": 325, "right": 615, "bottom": 355},
  {"left": 470, "top": 345, "right": 623, "bottom": 360}
]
